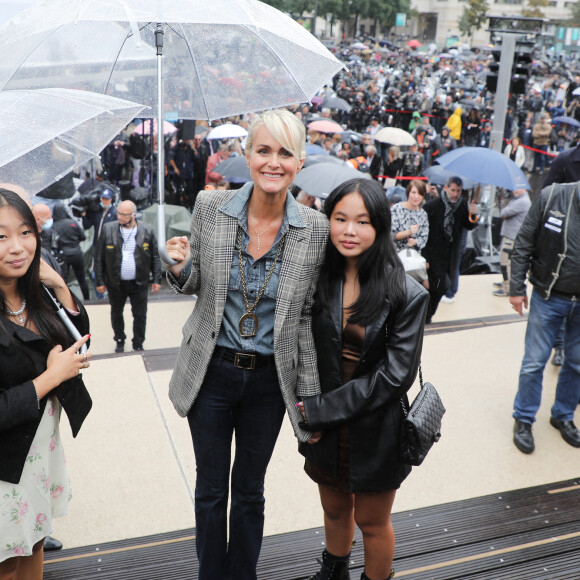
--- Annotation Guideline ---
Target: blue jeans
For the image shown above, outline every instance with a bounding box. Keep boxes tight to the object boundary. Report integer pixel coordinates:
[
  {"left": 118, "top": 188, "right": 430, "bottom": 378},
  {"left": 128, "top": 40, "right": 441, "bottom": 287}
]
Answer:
[
  {"left": 187, "top": 352, "right": 286, "bottom": 580},
  {"left": 513, "top": 290, "right": 580, "bottom": 423}
]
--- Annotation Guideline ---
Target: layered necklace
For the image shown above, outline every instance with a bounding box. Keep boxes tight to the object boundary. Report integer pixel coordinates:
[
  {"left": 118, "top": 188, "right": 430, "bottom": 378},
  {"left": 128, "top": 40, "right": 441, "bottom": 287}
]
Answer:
[
  {"left": 237, "top": 227, "right": 285, "bottom": 338},
  {"left": 5, "top": 298, "right": 27, "bottom": 325}
]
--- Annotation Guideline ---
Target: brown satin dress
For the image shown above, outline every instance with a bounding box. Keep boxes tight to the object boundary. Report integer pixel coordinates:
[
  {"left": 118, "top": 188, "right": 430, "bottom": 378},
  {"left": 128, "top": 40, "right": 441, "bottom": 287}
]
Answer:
[{"left": 304, "top": 319, "right": 365, "bottom": 493}]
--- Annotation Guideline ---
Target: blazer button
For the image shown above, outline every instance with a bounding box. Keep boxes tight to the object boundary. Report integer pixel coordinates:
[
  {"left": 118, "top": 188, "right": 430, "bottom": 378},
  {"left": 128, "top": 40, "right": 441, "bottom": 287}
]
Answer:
[{"left": 211, "top": 332, "right": 216, "bottom": 339}]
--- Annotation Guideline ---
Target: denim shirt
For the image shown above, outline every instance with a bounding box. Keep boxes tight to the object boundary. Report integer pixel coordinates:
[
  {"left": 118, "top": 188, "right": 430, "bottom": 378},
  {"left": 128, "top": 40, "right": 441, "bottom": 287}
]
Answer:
[{"left": 216, "top": 183, "right": 306, "bottom": 355}]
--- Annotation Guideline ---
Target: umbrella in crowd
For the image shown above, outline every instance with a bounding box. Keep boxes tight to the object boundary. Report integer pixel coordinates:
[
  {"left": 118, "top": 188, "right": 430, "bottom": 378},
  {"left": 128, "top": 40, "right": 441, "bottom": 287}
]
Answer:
[
  {"left": 407, "top": 39, "right": 422, "bottom": 49},
  {"left": 0, "top": 0, "right": 343, "bottom": 263},
  {"left": 0, "top": 88, "right": 145, "bottom": 196},
  {"left": 303, "top": 154, "right": 344, "bottom": 168},
  {"left": 214, "top": 156, "right": 251, "bottom": 184},
  {"left": 322, "top": 96, "right": 352, "bottom": 113},
  {"left": 207, "top": 123, "right": 249, "bottom": 141},
  {"left": 435, "top": 147, "right": 530, "bottom": 191},
  {"left": 423, "top": 165, "right": 476, "bottom": 189},
  {"left": 132, "top": 119, "right": 178, "bottom": 136},
  {"left": 308, "top": 120, "right": 344, "bottom": 134},
  {"left": 373, "top": 127, "right": 416, "bottom": 147},
  {"left": 551, "top": 116, "right": 580, "bottom": 128},
  {"left": 305, "top": 143, "right": 328, "bottom": 155},
  {"left": 293, "top": 161, "right": 371, "bottom": 199}
]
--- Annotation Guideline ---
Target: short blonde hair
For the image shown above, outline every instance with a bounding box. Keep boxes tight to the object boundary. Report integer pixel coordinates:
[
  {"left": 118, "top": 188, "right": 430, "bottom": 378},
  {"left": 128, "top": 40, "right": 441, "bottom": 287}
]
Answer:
[{"left": 245, "top": 109, "right": 306, "bottom": 161}]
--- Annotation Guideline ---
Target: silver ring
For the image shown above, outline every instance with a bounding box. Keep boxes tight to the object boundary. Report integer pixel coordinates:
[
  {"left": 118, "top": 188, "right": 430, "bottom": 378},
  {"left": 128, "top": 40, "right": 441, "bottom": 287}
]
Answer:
[{"left": 82, "top": 353, "right": 88, "bottom": 362}]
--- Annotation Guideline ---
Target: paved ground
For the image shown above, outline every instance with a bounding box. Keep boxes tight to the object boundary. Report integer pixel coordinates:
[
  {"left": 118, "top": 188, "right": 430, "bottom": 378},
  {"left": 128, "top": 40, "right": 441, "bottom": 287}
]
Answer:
[{"left": 51, "top": 273, "right": 579, "bottom": 550}]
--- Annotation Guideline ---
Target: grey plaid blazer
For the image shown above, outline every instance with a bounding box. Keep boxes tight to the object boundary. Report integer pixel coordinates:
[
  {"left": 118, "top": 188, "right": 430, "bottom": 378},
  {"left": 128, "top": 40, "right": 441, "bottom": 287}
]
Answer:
[{"left": 168, "top": 188, "right": 329, "bottom": 442}]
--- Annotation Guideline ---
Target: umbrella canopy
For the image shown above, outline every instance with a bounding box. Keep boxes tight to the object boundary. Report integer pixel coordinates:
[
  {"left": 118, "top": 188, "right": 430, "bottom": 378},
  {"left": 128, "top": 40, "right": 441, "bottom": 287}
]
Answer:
[
  {"left": 407, "top": 39, "right": 422, "bottom": 48},
  {"left": 214, "top": 156, "right": 251, "bottom": 184},
  {"left": 303, "top": 154, "right": 344, "bottom": 168},
  {"left": 293, "top": 161, "right": 371, "bottom": 198},
  {"left": 0, "top": 0, "right": 343, "bottom": 263},
  {"left": 573, "top": 87, "right": 580, "bottom": 97},
  {"left": 351, "top": 42, "right": 369, "bottom": 50},
  {"left": 435, "top": 147, "right": 530, "bottom": 191},
  {"left": 322, "top": 96, "right": 352, "bottom": 113},
  {"left": 305, "top": 143, "right": 328, "bottom": 156},
  {"left": 423, "top": 165, "right": 476, "bottom": 189},
  {"left": 308, "top": 120, "right": 344, "bottom": 134},
  {"left": 0, "top": 88, "right": 145, "bottom": 196},
  {"left": 0, "top": 0, "right": 343, "bottom": 122},
  {"left": 373, "top": 127, "right": 416, "bottom": 146},
  {"left": 132, "top": 119, "right": 178, "bottom": 136},
  {"left": 551, "top": 116, "right": 580, "bottom": 128},
  {"left": 207, "top": 123, "right": 249, "bottom": 140}
]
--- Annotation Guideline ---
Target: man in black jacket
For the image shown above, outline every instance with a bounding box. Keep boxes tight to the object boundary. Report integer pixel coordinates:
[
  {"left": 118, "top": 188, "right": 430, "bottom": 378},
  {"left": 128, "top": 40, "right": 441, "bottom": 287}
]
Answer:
[
  {"left": 422, "top": 176, "right": 478, "bottom": 322},
  {"left": 510, "top": 182, "right": 580, "bottom": 454},
  {"left": 94, "top": 200, "right": 162, "bottom": 352}
]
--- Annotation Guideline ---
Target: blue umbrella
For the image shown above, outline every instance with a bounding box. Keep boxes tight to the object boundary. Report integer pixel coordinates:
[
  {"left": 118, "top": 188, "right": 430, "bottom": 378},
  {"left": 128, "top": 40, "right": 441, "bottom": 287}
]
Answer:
[
  {"left": 305, "top": 143, "right": 328, "bottom": 155},
  {"left": 435, "top": 147, "right": 530, "bottom": 191},
  {"left": 551, "top": 115, "right": 580, "bottom": 128},
  {"left": 214, "top": 156, "right": 251, "bottom": 184},
  {"left": 424, "top": 165, "right": 476, "bottom": 189}
]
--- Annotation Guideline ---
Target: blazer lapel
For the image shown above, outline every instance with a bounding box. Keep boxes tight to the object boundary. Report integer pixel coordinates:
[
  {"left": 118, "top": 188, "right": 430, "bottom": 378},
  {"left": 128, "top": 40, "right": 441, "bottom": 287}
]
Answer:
[
  {"left": 214, "top": 210, "right": 237, "bottom": 321},
  {"left": 273, "top": 225, "right": 311, "bottom": 340}
]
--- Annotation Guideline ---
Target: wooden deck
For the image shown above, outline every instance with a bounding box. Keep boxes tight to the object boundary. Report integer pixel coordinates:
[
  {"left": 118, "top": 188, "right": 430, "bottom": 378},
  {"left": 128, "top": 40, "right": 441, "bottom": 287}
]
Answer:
[{"left": 44, "top": 478, "right": 580, "bottom": 579}]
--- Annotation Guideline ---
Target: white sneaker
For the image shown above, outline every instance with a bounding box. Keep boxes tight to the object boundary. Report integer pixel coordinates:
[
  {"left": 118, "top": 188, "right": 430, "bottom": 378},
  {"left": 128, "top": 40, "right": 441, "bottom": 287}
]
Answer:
[{"left": 441, "top": 296, "right": 455, "bottom": 304}]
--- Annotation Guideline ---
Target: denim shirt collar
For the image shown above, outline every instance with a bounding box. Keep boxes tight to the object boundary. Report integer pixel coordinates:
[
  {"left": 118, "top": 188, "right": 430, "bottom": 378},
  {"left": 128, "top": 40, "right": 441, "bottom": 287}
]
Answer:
[{"left": 219, "top": 182, "right": 306, "bottom": 229}]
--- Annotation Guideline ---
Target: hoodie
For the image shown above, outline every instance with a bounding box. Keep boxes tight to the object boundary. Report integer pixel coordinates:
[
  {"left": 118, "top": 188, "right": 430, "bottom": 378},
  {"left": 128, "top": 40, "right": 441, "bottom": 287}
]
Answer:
[
  {"left": 52, "top": 203, "right": 86, "bottom": 255},
  {"left": 408, "top": 111, "right": 422, "bottom": 132}
]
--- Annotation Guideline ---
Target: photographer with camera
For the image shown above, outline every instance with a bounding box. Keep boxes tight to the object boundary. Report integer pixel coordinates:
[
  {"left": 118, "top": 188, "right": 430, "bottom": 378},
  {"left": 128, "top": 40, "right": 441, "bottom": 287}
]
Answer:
[
  {"left": 52, "top": 203, "right": 90, "bottom": 300},
  {"left": 81, "top": 187, "right": 117, "bottom": 251},
  {"left": 79, "top": 187, "right": 117, "bottom": 299}
]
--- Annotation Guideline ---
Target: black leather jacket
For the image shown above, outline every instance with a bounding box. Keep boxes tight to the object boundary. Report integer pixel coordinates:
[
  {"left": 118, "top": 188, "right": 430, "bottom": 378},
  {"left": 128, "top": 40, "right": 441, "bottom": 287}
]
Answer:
[
  {"left": 510, "top": 182, "right": 580, "bottom": 299},
  {"left": 299, "top": 276, "right": 428, "bottom": 492},
  {"left": 94, "top": 220, "right": 162, "bottom": 289}
]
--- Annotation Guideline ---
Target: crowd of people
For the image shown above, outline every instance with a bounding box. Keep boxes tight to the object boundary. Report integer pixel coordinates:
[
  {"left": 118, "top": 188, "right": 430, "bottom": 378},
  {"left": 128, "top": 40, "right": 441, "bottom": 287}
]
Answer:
[{"left": 3, "top": 38, "right": 580, "bottom": 580}]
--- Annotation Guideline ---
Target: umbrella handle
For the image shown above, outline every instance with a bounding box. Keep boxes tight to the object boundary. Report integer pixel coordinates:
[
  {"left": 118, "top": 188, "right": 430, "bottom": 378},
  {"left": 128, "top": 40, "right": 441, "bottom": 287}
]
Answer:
[
  {"left": 157, "top": 204, "right": 178, "bottom": 266},
  {"left": 469, "top": 184, "right": 480, "bottom": 224}
]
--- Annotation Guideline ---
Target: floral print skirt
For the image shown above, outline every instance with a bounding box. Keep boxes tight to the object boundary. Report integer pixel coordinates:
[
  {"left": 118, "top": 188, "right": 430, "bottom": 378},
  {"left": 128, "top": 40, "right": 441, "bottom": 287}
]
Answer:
[{"left": 0, "top": 396, "right": 72, "bottom": 562}]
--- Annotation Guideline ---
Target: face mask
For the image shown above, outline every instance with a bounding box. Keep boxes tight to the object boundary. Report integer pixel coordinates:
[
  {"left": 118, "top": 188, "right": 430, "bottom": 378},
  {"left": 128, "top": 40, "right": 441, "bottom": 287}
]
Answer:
[{"left": 41, "top": 218, "right": 53, "bottom": 231}]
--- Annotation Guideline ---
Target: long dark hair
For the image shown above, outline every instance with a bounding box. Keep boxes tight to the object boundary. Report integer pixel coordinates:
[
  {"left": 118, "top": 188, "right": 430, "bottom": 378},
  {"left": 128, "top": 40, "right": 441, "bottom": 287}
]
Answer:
[
  {"left": 317, "top": 178, "right": 406, "bottom": 325},
  {"left": 0, "top": 189, "right": 72, "bottom": 348}
]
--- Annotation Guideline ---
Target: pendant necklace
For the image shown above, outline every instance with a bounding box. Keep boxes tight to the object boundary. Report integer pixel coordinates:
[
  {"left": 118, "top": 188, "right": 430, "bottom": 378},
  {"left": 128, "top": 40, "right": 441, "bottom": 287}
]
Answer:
[
  {"left": 237, "top": 227, "right": 285, "bottom": 337},
  {"left": 249, "top": 209, "right": 279, "bottom": 252},
  {"left": 5, "top": 299, "right": 27, "bottom": 324}
]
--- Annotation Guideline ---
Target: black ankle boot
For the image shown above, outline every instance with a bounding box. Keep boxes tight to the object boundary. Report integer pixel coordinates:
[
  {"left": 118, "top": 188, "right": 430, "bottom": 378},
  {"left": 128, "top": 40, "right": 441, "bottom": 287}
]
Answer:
[
  {"left": 308, "top": 549, "right": 350, "bottom": 580},
  {"left": 360, "top": 569, "right": 396, "bottom": 579}
]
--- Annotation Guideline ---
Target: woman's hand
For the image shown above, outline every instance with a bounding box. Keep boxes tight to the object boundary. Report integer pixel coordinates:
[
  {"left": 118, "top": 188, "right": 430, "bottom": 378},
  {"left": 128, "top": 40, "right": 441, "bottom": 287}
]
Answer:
[
  {"left": 409, "top": 224, "right": 419, "bottom": 236},
  {"left": 165, "top": 236, "right": 190, "bottom": 277},
  {"left": 39, "top": 258, "right": 66, "bottom": 290},
  {"left": 33, "top": 335, "right": 92, "bottom": 399},
  {"left": 407, "top": 237, "right": 418, "bottom": 247}
]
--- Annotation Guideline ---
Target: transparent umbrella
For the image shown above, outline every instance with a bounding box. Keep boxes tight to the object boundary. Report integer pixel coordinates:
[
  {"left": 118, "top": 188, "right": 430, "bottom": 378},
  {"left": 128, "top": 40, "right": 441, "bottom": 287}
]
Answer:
[
  {"left": 0, "top": 0, "right": 344, "bottom": 262},
  {"left": 0, "top": 88, "right": 145, "bottom": 196}
]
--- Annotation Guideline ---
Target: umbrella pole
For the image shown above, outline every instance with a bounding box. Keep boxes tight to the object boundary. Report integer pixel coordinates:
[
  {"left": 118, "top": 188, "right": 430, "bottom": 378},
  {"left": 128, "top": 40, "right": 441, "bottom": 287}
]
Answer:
[{"left": 155, "top": 23, "right": 176, "bottom": 266}]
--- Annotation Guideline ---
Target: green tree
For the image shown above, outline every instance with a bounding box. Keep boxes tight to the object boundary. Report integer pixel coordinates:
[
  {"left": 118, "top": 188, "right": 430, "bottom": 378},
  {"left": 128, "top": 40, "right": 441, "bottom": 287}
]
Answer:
[
  {"left": 458, "top": 0, "right": 489, "bottom": 40},
  {"left": 523, "top": 0, "right": 548, "bottom": 18}
]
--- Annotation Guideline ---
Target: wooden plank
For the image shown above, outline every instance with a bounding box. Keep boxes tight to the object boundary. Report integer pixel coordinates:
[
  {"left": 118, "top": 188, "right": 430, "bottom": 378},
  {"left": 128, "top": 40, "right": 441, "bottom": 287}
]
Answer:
[{"left": 43, "top": 479, "right": 580, "bottom": 580}]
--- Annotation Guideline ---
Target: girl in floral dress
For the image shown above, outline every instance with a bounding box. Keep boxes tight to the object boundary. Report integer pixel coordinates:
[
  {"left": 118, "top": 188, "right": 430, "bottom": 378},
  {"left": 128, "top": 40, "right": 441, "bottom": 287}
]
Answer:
[{"left": 0, "top": 189, "right": 92, "bottom": 579}]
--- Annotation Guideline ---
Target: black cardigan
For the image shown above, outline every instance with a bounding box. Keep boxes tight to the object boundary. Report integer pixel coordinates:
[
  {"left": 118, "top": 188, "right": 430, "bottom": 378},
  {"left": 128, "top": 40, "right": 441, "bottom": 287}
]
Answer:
[{"left": 0, "top": 296, "right": 92, "bottom": 484}]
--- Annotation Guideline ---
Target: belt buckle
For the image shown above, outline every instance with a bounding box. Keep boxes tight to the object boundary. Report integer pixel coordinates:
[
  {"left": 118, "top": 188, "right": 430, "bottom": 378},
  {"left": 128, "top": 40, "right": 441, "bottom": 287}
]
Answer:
[{"left": 234, "top": 352, "right": 256, "bottom": 370}]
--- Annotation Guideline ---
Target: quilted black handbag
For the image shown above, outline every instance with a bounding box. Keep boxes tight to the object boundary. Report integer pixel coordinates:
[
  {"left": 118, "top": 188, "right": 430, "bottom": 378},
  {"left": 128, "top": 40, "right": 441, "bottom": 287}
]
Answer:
[{"left": 400, "top": 365, "right": 446, "bottom": 466}]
